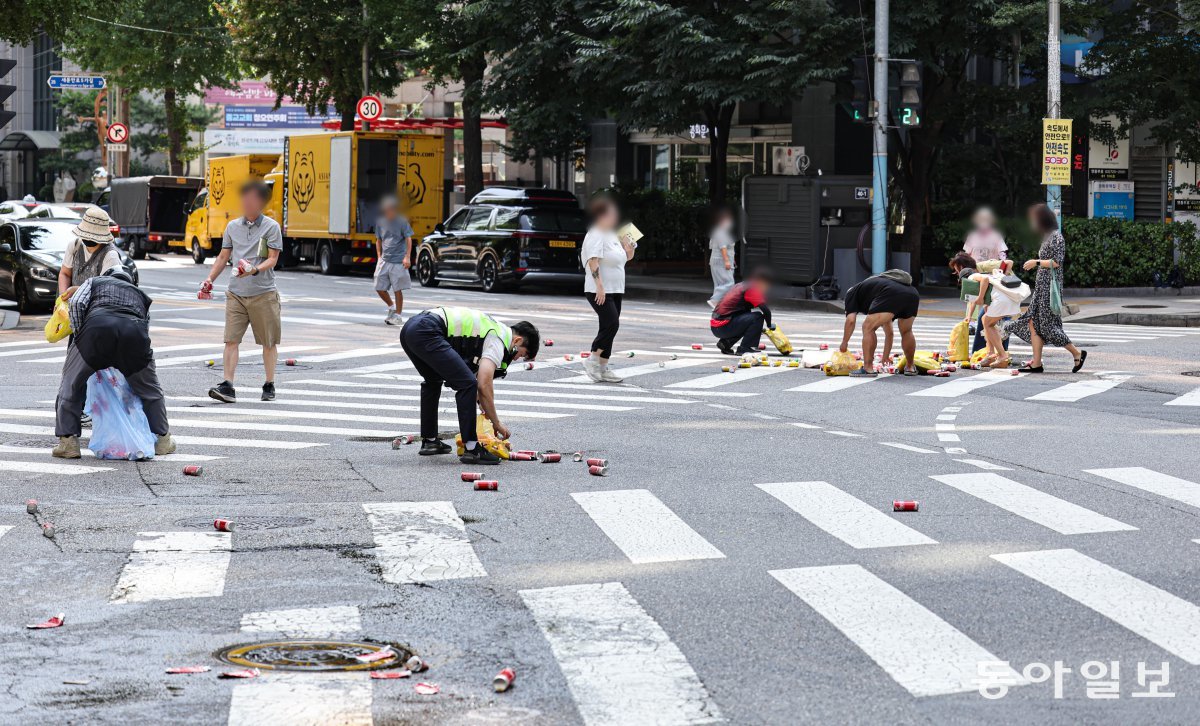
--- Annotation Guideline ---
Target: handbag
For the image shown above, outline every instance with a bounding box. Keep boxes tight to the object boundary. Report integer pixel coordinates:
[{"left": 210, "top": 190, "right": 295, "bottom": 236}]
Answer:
[
  {"left": 1049, "top": 269, "right": 1063, "bottom": 316},
  {"left": 1000, "top": 273, "right": 1022, "bottom": 289}
]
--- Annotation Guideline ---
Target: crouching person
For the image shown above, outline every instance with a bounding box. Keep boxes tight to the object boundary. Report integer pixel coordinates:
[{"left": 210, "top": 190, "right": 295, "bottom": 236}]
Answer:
[{"left": 52, "top": 268, "right": 174, "bottom": 458}]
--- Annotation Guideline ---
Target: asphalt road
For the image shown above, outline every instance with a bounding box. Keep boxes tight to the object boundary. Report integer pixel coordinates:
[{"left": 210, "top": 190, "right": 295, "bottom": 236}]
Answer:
[{"left": 2, "top": 254, "right": 1200, "bottom": 725}]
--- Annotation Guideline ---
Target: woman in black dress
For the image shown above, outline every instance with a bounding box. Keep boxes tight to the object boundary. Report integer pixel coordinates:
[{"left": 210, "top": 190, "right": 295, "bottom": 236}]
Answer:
[{"left": 1004, "top": 204, "right": 1087, "bottom": 373}]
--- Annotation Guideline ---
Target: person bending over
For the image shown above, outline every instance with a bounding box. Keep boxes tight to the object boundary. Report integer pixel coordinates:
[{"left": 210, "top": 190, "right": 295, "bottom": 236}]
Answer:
[{"left": 840, "top": 271, "right": 920, "bottom": 376}]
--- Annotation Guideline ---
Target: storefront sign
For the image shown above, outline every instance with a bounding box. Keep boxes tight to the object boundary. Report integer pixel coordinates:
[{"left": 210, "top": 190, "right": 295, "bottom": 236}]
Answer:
[
  {"left": 224, "top": 105, "right": 333, "bottom": 129},
  {"left": 1087, "top": 116, "right": 1129, "bottom": 180},
  {"left": 1042, "top": 119, "right": 1073, "bottom": 185},
  {"left": 1089, "top": 180, "right": 1134, "bottom": 220},
  {"left": 205, "top": 81, "right": 295, "bottom": 106},
  {"left": 203, "top": 128, "right": 326, "bottom": 154}
]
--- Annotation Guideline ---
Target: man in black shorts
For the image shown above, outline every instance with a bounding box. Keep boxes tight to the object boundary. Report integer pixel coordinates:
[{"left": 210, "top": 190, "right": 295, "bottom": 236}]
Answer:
[{"left": 839, "top": 271, "right": 920, "bottom": 375}]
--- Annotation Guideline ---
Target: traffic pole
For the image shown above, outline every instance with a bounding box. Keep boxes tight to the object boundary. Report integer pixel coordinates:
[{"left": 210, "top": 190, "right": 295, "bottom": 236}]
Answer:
[
  {"left": 871, "top": 0, "right": 889, "bottom": 274},
  {"left": 361, "top": 0, "right": 370, "bottom": 132},
  {"left": 1046, "top": 0, "right": 1062, "bottom": 227}
]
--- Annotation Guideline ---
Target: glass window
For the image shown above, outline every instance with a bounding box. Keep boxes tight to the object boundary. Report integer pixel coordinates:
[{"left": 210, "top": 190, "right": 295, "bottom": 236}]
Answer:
[
  {"left": 0, "top": 225, "right": 15, "bottom": 246},
  {"left": 18, "top": 223, "right": 76, "bottom": 251},
  {"left": 519, "top": 210, "right": 587, "bottom": 233},
  {"left": 189, "top": 190, "right": 208, "bottom": 213},
  {"left": 463, "top": 208, "right": 493, "bottom": 231},
  {"left": 444, "top": 209, "right": 470, "bottom": 231},
  {"left": 492, "top": 207, "right": 522, "bottom": 230}
]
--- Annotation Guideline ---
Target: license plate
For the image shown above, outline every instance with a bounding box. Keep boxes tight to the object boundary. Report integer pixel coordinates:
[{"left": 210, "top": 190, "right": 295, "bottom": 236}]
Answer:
[{"left": 549, "top": 239, "right": 576, "bottom": 249}]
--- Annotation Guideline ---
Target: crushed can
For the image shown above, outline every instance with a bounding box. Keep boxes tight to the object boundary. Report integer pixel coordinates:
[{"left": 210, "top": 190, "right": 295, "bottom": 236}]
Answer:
[
  {"left": 721, "top": 366, "right": 733, "bottom": 373},
  {"left": 26, "top": 499, "right": 37, "bottom": 514},
  {"left": 25, "top": 612, "right": 65, "bottom": 629},
  {"left": 354, "top": 648, "right": 396, "bottom": 664},
  {"left": 474, "top": 480, "right": 499, "bottom": 491},
  {"left": 586, "top": 458, "right": 607, "bottom": 467},
  {"left": 219, "top": 668, "right": 260, "bottom": 679},
  {"left": 1011, "top": 369, "right": 1020, "bottom": 376},
  {"left": 405, "top": 655, "right": 427, "bottom": 673},
  {"left": 183, "top": 465, "right": 203, "bottom": 476},
  {"left": 540, "top": 453, "right": 561, "bottom": 463},
  {"left": 392, "top": 435, "right": 417, "bottom": 449},
  {"left": 522, "top": 362, "right": 534, "bottom": 370},
  {"left": 166, "top": 666, "right": 211, "bottom": 674},
  {"left": 493, "top": 667, "right": 516, "bottom": 693},
  {"left": 42, "top": 522, "right": 55, "bottom": 538},
  {"left": 819, "top": 343, "right": 829, "bottom": 350},
  {"left": 370, "top": 670, "right": 412, "bottom": 680},
  {"left": 758, "top": 343, "right": 767, "bottom": 351},
  {"left": 893, "top": 500, "right": 919, "bottom": 512},
  {"left": 515, "top": 450, "right": 539, "bottom": 457},
  {"left": 461, "top": 472, "right": 483, "bottom": 482},
  {"left": 788, "top": 361, "right": 800, "bottom": 368},
  {"left": 544, "top": 339, "right": 554, "bottom": 347},
  {"left": 931, "top": 370, "right": 950, "bottom": 377},
  {"left": 564, "top": 354, "right": 574, "bottom": 361},
  {"left": 213, "top": 519, "right": 234, "bottom": 532},
  {"left": 205, "top": 360, "right": 215, "bottom": 367},
  {"left": 691, "top": 344, "right": 704, "bottom": 350},
  {"left": 588, "top": 465, "right": 608, "bottom": 477}
]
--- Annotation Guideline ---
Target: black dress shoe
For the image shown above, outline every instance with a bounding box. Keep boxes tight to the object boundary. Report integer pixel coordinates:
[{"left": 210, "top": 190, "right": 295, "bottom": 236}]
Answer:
[
  {"left": 459, "top": 446, "right": 501, "bottom": 465},
  {"left": 1072, "top": 350, "right": 1088, "bottom": 373},
  {"left": 717, "top": 339, "right": 736, "bottom": 356},
  {"left": 418, "top": 439, "right": 452, "bottom": 456},
  {"left": 1016, "top": 364, "right": 1044, "bottom": 373}
]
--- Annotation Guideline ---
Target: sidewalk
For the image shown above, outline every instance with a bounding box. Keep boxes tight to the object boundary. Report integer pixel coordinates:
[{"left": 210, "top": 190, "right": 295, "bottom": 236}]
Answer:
[{"left": 623, "top": 273, "right": 1200, "bottom": 326}]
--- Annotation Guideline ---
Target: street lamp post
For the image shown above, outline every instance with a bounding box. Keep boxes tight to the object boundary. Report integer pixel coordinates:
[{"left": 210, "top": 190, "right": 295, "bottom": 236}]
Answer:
[
  {"left": 1047, "top": 0, "right": 1062, "bottom": 226},
  {"left": 871, "top": 0, "right": 889, "bottom": 274}
]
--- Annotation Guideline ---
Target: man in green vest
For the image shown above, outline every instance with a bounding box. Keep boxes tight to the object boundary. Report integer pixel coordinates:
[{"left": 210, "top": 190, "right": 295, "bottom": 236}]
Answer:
[{"left": 399, "top": 307, "right": 540, "bottom": 464}]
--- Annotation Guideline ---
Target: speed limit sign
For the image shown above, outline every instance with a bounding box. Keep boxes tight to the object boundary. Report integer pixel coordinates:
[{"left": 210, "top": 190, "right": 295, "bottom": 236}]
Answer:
[
  {"left": 106, "top": 122, "right": 129, "bottom": 144},
  {"left": 356, "top": 95, "right": 383, "bottom": 122}
]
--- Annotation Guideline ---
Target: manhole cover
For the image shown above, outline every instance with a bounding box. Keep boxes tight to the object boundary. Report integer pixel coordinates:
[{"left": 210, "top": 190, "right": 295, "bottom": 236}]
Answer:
[
  {"left": 216, "top": 640, "right": 410, "bottom": 672},
  {"left": 1183, "top": 371, "right": 1200, "bottom": 377},
  {"left": 4, "top": 438, "right": 55, "bottom": 448},
  {"left": 1122, "top": 304, "right": 1167, "bottom": 309},
  {"left": 173, "top": 515, "right": 313, "bottom": 530}
]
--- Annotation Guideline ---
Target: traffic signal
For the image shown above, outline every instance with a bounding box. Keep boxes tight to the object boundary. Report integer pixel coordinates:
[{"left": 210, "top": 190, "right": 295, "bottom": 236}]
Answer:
[
  {"left": 0, "top": 58, "right": 16, "bottom": 130},
  {"left": 895, "top": 61, "right": 922, "bottom": 128},
  {"left": 850, "top": 56, "right": 872, "bottom": 124}
]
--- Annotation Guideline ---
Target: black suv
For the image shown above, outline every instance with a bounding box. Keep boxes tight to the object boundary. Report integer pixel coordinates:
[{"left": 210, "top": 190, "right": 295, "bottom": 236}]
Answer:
[{"left": 415, "top": 187, "right": 586, "bottom": 292}]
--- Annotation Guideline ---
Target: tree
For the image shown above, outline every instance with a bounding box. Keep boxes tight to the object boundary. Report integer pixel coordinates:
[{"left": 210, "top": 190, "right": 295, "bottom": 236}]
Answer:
[
  {"left": 59, "top": 2, "right": 237, "bottom": 174},
  {"left": 233, "top": 0, "right": 410, "bottom": 132},
  {"left": 571, "top": 0, "right": 852, "bottom": 205},
  {"left": 0, "top": 0, "right": 78, "bottom": 44}
]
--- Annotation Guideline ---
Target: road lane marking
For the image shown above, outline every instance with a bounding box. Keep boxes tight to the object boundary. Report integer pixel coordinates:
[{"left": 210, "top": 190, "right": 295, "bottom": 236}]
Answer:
[
  {"left": 1026, "top": 373, "right": 1132, "bottom": 402},
  {"left": 930, "top": 473, "right": 1136, "bottom": 534},
  {"left": 293, "top": 348, "right": 400, "bottom": 364},
  {"left": 665, "top": 365, "right": 792, "bottom": 389},
  {"left": 0, "top": 460, "right": 113, "bottom": 475},
  {"left": 154, "top": 346, "right": 322, "bottom": 368},
  {"left": 173, "top": 392, "right": 634, "bottom": 413},
  {"left": 520, "top": 582, "right": 722, "bottom": 725},
  {"left": 329, "top": 361, "right": 414, "bottom": 374},
  {"left": 227, "top": 672, "right": 372, "bottom": 726},
  {"left": 9, "top": 342, "right": 217, "bottom": 362},
  {"left": 0, "top": 526, "right": 11, "bottom": 541},
  {"left": 240, "top": 605, "right": 362, "bottom": 637},
  {"left": 1165, "top": 387, "right": 1200, "bottom": 407},
  {"left": 787, "top": 375, "right": 886, "bottom": 393},
  {"left": 826, "top": 431, "right": 863, "bottom": 437},
  {"left": 111, "top": 531, "right": 232, "bottom": 604},
  {"left": 571, "top": 490, "right": 724, "bottom": 564},
  {"left": 163, "top": 400, "right": 574, "bottom": 420},
  {"left": 909, "top": 371, "right": 1023, "bottom": 398},
  {"left": 880, "top": 442, "right": 938, "bottom": 453},
  {"left": 757, "top": 481, "right": 937, "bottom": 549},
  {"left": 362, "top": 502, "right": 486, "bottom": 583},
  {"left": 993, "top": 548, "right": 1200, "bottom": 664},
  {"left": 770, "top": 564, "right": 1024, "bottom": 697},
  {"left": 1086, "top": 467, "right": 1200, "bottom": 511},
  {"left": 0, "top": 409, "right": 424, "bottom": 438},
  {"left": 953, "top": 459, "right": 1012, "bottom": 471},
  {"left": 554, "top": 357, "right": 714, "bottom": 383},
  {"left": 0, "top": 422, "right": 325, "bottom": 449},
  {"left": 289, "top": 378, "right": 689, "bottom": 404}
]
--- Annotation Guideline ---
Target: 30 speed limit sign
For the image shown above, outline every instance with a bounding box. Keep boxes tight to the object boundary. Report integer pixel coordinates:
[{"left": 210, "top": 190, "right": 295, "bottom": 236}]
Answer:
[
  {"left": 357, "top": 95, "right": 383, "bottom": 122},
  {"left": 106, "top": 122, "right": 129, "bottom": 144}
]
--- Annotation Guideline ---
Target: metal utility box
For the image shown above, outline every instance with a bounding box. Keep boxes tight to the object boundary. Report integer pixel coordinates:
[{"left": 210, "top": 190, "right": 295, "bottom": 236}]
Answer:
[{"left": 741, "top": 174, "right": 873, "bottom": 286}]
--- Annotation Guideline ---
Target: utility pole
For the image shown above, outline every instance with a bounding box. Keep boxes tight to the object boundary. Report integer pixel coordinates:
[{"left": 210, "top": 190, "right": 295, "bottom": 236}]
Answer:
[
  {"left": 1046, "top": 0, "right": 1062, "bottom": 225},
  {"left": 361, "top": 1, "right": 370, "bottom": 132},
  {"left": 870, "top": 0, "right": 889, "bottom": 274}
]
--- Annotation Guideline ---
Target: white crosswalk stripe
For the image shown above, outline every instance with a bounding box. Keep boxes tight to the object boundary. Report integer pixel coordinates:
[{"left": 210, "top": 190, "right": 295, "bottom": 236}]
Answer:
[
  {"left": 162, "top": 402, "right": 569, "bottom": 422},
  {"left": 363, "top": 502, "right": 487, "bottom": 583},
  {"left": 993, "top": 548, "right": 1200, "bottom": 663},
  {"left": 0, "top": 409, "right": 415, "bottom": 438},
  {"left": 910, "top": 370, "right": 1024, "bottom": 398},
  {"left": 239, "top": 605, "right": 363, "bottom": 637},
  {"left": 1085, "top": 467, "right": 1200, "bottom": 511},
  {"left": 572, "top": 489, "right": 725, "bottom": 564},
  {"left": 788, "top": 374, "right": 887, "bottom": 393},
  {"left": 520, "top": 582, "right": 723, "bottom": 725},
  {"left": 17, "top": 343, "right": 223, "bottom": 364},
  {"left": 111, "top": 531, "right": 232, "bottom": 604},
  {"left": 0, "top": 422, "right": 325, "bottom": 449},
  {"left": 1026, "top": 372, "right": 1132, "bottom": 402},
  {"left": 666, "top": 364, "right": 793, "bottom": 389},
  {"left": 1164, "top": 386, "right": 1200, "bottom": 407},
  {"left": 555, "top": 357, "right": 714, "bottom": 383},
  {"left": 0, "top": 525, "right": 12, "bottom": 541},
  {"left": 168, "top": 393, "right": 633, "bottom": 414},
  {"left": 930, "top": 473, "right": 1136, "bottom": 534},
  {"left": 0, "top": 460, "right": 114, "bottom": 475},
  {"left": 757, "top": 481, "right": 937, "bottom": 549},
  {"left": 770, "top": 564, "right": 1025, "bottom": 697}
]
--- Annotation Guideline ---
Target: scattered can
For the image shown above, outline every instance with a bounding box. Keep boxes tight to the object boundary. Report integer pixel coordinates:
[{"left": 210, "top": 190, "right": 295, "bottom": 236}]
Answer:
[
  {"left": 213, "top": 519, "right": 234, "bottom": 532},
  {"left": 354, "top": 648, "right": 396, "bottom": 664},
  {"left": 183, "top": 465, "right": 203, "bottom": 476},
  {"left": 580, "top": 352, "right": 591, "bottom": 358},
  {"left": 26, "top": 499, "right": 37, "bottom": 514},
  {"left": 930, "top": 370, "right": 950, "bottom": 377},
  {"left": 197, "top": 290, "right": 213, "bottom": 300},
  {"left": 515, "top": 450, "right": 539, "bottom": 457},
  {"left": 564, "top": 355, "right": 574, "bottom": 361},
  {"left": 522, "top": 362, "right": 535, "bottom": 370},
  {"left": 42, "top": 523, "right": 55, "bottom": 538},
  {"left": 944, "top": 365, "right": 957, "bottom": 372},
  {"left": 166, "top": 666, "right": 211, "bottom": 674},
  {"left": 819, "top": 343, "right": 829, "bottom": 350},
  {"left": 205, "top": 360, "right": 215, "bottom": 367},
  {"left": 893, "top": 500, "right": 920, "bottom": 512},
  {"left": 1011, "top": 369, "right": 1020, "bottom": 376},
  {"left": 544, "top": 339, "right": 554, "bottom": 347},
  {"left": 25, "top": 612, "right": 65, "bottom": 629},
  {"left": 670, "top": 354, "right": 678, "bottom": 360},
  {"left": 788, "top": 361, "right": 800, "bottom": 368},
  {"left": 370, "top": 670, "right": 412, "bottom": 680},
  {"left": 586, "top": 458, "right": 607, "bottom": 467},
  {"left": 658, "top": 362, "right": 666, "bottom": 368},
  {"left": 588, "top": 465, "right": 608, "bottom": 477},
  {"left": 474, "top": 480, "right": 499, "bottom": 491},
  {"left": 510, "top": 452, "right": 535, "bottom": 461},
  {"left": 405, "top": 655, "right": 427, "bottom": 673},
  {"left": 758, "top": 343, "right": 767, "bottom": 351},
  {"left": 738, "top": 361, "right": 752, "bottom": 369},
  {"left": 493, "top": 667, "right": 516, "bottom": 693},
  {"left": 219, "top": 669, "right": 260, "bottom": 679},
  {"left": 691, "top": 344, "right": 703, "bottom": 350},
  {"left": 461, "top": 472, "right": 483, "bottom": 482},
  {"left": 392, "top": 435, "right": 417, "bottom": 448},
  {"left": 572, "top": 452, "right": 584, "bottom": 462},
  {"left": 540, "top": 453, "right": 562, "bottom": 463},
  {"left": 721, "top": 366, "right": 733, "bottom": 373},
  {"left": 626, "top": 351, "right": 636, "bottom": 357},
  {"left": 285, "top": 358, "right": 297, "bottom": 366}
]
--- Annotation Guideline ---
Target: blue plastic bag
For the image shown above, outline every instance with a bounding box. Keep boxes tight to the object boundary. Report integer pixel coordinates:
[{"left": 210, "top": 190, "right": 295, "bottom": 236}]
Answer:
[{"left": 85, "top": 368, "right": 156, "bottom": 461}]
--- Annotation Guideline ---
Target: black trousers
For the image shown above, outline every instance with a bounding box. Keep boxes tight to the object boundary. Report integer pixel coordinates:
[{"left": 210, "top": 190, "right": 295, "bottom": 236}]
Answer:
[
  {"left": 399, "top": 312, "right": 478, "bottom": 443},
  {"left": 585, "top": 292, "right": 622, "bottom": 358},
  {"left": 711, "top": 310, "right": 764, "bottom": 354}
]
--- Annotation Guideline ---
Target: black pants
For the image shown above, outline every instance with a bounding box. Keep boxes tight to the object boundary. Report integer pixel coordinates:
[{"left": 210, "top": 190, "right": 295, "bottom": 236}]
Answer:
[
  {"left": 711, "top": 310, "right": 764, "bottom": 354},
  {"left": 585, "top": 292, "right": 622, "bottom": 359},
  {"left": 399, "top": 312, "right": 478, "bottom": 443}
]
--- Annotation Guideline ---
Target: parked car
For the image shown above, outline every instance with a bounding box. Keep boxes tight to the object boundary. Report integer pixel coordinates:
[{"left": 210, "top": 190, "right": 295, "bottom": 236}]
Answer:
[
  {"left": 415, "top": 187, "right": 586, "bottom": 292},
  {"left": 0, "top": 219, "right": 138, "bottom": 313},
  {"left": 0, "top": 200, "right": 36, "bottom": 220}
]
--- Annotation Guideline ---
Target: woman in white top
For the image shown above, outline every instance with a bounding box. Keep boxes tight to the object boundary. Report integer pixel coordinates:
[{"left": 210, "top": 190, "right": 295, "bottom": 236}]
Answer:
[
  {"left": 707, "top": 206, "right": 736, "bottom": 307},
  {"left": 581, "top": 196, "right": 635, "bottom": 383},
  {"left": 962, "top": 259, "right": 1029, "bottom": 368}
]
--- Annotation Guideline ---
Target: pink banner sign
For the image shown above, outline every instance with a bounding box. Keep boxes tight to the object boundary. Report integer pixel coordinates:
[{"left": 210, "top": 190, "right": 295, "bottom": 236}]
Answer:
[{"left": 205, "top": 81, "right": 295, "bottom": 106}]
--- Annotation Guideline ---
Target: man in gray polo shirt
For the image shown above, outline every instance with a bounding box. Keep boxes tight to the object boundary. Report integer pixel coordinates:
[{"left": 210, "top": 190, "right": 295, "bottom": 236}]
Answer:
[
  {"left": 374, "top": 196, "right": 414, "bottom": 325},
  {"left": 199, "top": 180, "right": 283, "bottom": 403}
]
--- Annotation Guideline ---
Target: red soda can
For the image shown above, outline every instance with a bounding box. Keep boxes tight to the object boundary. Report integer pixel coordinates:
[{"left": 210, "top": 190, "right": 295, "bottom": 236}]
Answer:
[
  {"left": 42, "top": 522, "right": 55, "bottom": 538},
  {"left": 493, "top": 667, "right": 516, "bottom": 692},
  {"left": 819, "top": 343, "right": 829, "bottom": 350},
  {"left": 461, "top": 472, "right": 483, "bottom": 482},
  {"left": 893, "top": 500, "right": 919, "bottom": 512},
  {"left": 522, "top": 362, "right": 534, "bottom": 370},
  {"left": 931, "top": 370, "right": 949, "bottom": 377},
  {"left": 580, "top": 352, "right": 591, "bottom": 358},
  {"left": 945, "top": 365, "right": 957, "bottom": 372},
  {"left": 691, "top": 344, "right": 703, "bottom": 350},
  {"left": 758, "top": 343, "right": 767, "bottom": 351},
  {"left": 541, "top": 453, "right": 561, "bottom": 463},
  {"left": 544, "top": 339, "right": 554, "bottom": 347},
  {"left": 510, "top": 452, "right": 534, "bottom": 461},
  {"left": 183, "top": 465, "right": 203, "bottom": 476},
  {"left": 26, "top": 499, "right": 37, "bottom": 514},
  {"left": 285, "top": 358, "right": 297, "bottom": 366},
  {"left": 1011, "top": 369, "right": 1020, "bottom": 376},
  {"left": 515, "top": 450, "right": 539, "bottom": 457},
  {"left": 474, "top": 480, "right": 499, "bottom": 491},
  {"left": 585, "top": 457, "right": 607, "bottom": 467},
  {"left": 392, "top": 435, "right": 416, "bottom": 449},
  {"left": 214, "top": 519, "right": 234, "bottom": 532},
  {"left": 354, "top": 648, "right": 395, "bottom": 663},
  {"left": 588, "top": 465, "right": 608, "bottom": 477}
]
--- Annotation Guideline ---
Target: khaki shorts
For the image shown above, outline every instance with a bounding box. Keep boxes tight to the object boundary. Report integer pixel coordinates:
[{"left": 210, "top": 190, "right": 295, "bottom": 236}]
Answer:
[{"left": 225, "top": 290, "right": 281, "bottom": 346}]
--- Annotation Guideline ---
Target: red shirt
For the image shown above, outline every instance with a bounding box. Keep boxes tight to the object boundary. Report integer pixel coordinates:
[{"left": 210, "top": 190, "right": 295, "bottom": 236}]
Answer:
[{"left": 711, "top": 282, "right": 767, "bottom": 327}]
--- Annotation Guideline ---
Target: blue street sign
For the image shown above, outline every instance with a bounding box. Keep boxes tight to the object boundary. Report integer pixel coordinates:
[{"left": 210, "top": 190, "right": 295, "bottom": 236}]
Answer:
[{"left": 46, "top": 75, "right": 107, "bottom": 90}]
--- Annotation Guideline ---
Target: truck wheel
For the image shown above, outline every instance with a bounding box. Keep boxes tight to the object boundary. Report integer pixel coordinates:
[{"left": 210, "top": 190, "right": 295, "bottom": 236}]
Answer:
[
  {"left": 479, "top": 254, "right": 504, "bottom": 293},
  {"left": 191, "top": 239, "right": 206, "bottom": 264},
  {"left": 417, "top": 250, "right": 439, "bottom": 287},
  {"left": 317, "top": 243, "right": 342, "bottom": 276},
  {"left": 130, "top": 236, "right": 146, "bottom": 260}
]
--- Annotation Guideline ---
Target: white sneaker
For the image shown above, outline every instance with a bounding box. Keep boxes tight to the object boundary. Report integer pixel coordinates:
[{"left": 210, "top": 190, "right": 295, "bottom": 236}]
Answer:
[
  {"left": 385, "top": 311, "right": 402, "bottom": 326},
  {"left": 583, "top": 357, "right": 604, "bottom": 382},
  {"left": 600, "top": 366, "right": 623, "bottom": 383}
]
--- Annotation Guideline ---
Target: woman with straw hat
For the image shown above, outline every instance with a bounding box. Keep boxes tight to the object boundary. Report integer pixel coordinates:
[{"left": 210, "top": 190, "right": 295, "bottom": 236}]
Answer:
[{"left": 57, "top": 207, "right": 121, "bottom": 295}]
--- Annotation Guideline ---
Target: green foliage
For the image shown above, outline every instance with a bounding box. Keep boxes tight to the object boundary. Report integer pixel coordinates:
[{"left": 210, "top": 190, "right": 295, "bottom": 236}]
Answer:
[
  {"left": 604, "top": 183, "right": 709, "bottom": 263},
  {"left": 0, "top": 0, "right": 78, "bottom": 44}
]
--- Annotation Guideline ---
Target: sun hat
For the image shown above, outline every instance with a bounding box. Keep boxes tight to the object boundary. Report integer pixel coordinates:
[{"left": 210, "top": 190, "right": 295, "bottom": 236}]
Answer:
[{"left": 72, "top": 207, "right": 115, "bottom": 244}]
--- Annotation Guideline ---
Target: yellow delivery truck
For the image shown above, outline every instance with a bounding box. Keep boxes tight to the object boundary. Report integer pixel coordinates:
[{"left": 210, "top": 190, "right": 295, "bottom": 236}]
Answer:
[
  {"left": 182, "top": 154, "right": 280, "bottom": 263},
  {"left": 271, "top": 131, "right": 444, "bottom": 275}
]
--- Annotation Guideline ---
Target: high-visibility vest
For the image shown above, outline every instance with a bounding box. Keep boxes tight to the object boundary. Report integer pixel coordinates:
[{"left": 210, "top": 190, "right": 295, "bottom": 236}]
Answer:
[{"left": 439, "top": 307, "right": 515, "bottom": 375}]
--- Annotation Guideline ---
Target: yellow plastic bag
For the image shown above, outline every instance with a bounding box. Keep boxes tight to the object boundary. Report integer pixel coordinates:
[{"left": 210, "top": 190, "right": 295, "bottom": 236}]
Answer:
[
  {"left": 896, "top": 350, "right": 941, "bottom": 373},
  {"left": 822, "top": 350, "right": 862, "bottom": 376},
  {"left": 948, "top": 320, "right": 970, "bottom": 362},
  {"left": 44, "top": 296, "right": 71, "bottom": 343},
  {"left": 455, "top": 414, "right": 512, "bottom": 459},
  {"left": 763, "top": 325, "right": 793, "bottom": 355},
  {"left": 970, "top": 348, "right": 989, "bottom": 365}
]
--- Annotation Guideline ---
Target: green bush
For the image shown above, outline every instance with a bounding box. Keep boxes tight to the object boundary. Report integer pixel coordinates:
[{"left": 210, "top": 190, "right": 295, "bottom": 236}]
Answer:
[{"left": 602, "top": 184, "right": 709, "bottom": 263}]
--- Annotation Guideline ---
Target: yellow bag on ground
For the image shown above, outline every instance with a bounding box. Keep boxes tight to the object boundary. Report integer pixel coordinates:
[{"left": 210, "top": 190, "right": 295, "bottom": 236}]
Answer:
[
  {"left": 971, "top": 348, "right": 989, "bottom": 365},
  {"left": 948, "top": 320, "right": 970, "bottom": 362},
  {"left": 455, "top": 414, "right": 512, "bottom": 459},
  {"left": 822, "top": 350, "right": 862, "bottom": 376},
  {"left": 896, "top": 350, "right": 941, "bottom": 373},
  {"left": 763, "top": 325, "right": 793, "bottom": 355},
  {"left": 44, "top": 296, "right": 71, "bottom": 343}
]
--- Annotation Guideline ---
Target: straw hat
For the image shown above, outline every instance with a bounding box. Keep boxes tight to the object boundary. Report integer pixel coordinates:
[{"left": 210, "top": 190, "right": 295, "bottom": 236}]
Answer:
[{"left": 72, "top": 207, "right": 114, "bottom": 244}]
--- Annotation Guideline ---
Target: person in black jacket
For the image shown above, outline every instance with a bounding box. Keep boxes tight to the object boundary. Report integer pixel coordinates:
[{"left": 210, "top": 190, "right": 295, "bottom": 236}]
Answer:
[{"left": 52, "top": 268, "right": 175, "bottom": 459}]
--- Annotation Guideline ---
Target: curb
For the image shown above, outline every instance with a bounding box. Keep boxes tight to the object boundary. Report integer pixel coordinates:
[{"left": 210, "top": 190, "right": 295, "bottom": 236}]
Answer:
[{"left": 1067, "top": 311, "right": 1200, "bottom": 327}]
